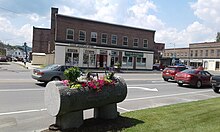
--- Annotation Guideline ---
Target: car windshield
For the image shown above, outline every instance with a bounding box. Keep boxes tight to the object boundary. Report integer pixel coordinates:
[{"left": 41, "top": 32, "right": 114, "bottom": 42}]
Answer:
[
  {"left": 43, "top": 64, "right": 59, "bottom": 70},
  {"left": 165, "top": 67, "right": 176, "bottom": 70},
  {"left": 182, "top": 69, "right": 197, "bottom": 74}
]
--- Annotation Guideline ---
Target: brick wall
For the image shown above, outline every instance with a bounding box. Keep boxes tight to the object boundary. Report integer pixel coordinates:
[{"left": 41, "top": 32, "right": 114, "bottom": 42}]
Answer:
[
  {"left": 55, "top": 14, "right": 155, "bottom": 51},
  {"left": 32, "top": 27, "right": 50, "bottom": 53}
]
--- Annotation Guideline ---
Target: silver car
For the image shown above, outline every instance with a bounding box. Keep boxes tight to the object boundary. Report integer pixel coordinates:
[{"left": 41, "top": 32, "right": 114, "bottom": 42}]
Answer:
[{"left": 32, "top": 64, "right": 75, "bottom": 83}]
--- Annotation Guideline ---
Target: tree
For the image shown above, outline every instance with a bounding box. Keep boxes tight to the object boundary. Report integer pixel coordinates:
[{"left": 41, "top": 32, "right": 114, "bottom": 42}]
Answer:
[{"left": 216, "top": 32, "right": 220, "bottom": 42}]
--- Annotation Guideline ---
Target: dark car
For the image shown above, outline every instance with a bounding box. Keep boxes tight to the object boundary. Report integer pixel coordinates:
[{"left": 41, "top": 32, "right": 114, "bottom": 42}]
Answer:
[
  {"left": 32, "top": 64, "right": 80, "bottom": 83},
  {"left": 210, "top": 75, "right": 220, "bottom": 93},
  {"left": 162, "top": 66, "right": 187, "bottom": 81},
  {"left": 0, "top": 56, "right": 7, "bottom": 62},
  {"left": 152, "top": 63, "right": 165, "bottom": 70},
  {"left": 175, "top": 69, "right": 212, "bottom": 88}
]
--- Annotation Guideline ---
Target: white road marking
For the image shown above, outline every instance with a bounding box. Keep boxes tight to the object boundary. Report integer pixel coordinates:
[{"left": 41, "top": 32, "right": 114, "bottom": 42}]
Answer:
[
  {"left": 117, "top": 106, "right": 130, "bottom": 112},
  {"left": 152, "top": 81, "right": 166, "bottom": 83},
  {"left": 128, "top": 87, "right": 158, "bottom": 92},
  {"left": 128, "top": 83, "right": 172, "bottom": 86},
  {"left": 125, "top": 89, "right": 213, "bottom": 102},
  {"left": 0, "top": 88, "right": 44, "bottom": 92},
  {"left": 0, "top": 79, "right": 36, "bottom": 83},
  {"left": 0, "top": 109, "right": 47, "bottom": 116}
]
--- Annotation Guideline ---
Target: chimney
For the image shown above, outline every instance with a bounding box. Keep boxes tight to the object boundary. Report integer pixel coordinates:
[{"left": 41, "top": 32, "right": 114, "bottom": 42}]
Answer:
[{"left": 50, "top": 7, "right": 58, "bottom": 53}]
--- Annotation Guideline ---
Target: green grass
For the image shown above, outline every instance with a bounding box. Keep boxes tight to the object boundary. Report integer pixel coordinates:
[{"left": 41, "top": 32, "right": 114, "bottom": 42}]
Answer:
[
  {"left": 44, "top": 97, "right": 220, "bottom": 132},
  {"left": 122, "top": 97, "right": 220, "bottom": 132}
]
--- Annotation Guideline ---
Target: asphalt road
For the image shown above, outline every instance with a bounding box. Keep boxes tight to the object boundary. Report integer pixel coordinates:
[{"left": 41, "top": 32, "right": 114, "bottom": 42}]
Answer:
[{"left": 0, "top": 62, "right": 220, "bottom": 132}]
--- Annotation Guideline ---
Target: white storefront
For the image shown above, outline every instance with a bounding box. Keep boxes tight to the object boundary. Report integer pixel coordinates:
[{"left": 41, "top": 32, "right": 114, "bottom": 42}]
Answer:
[
  {"left": 203, "top": 59, "right": 220, "bottom": 71},
  {"left": 55, "top": 43, "right": 154, "bottom": 70}
]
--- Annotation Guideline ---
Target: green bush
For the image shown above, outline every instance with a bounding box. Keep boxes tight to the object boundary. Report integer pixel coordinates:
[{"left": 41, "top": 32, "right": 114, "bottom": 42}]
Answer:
[{"left": 64, "top": 67, "right": 81, "bottom": 82}]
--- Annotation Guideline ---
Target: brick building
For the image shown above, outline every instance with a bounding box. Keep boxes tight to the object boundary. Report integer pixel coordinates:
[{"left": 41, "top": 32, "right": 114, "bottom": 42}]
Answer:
[
  {"left": 154, "top": 42, "right": 165, "bottom": 63},
  {"left": 53, "top": 8, "right": 157, "bottom": 70},
  {"left": 32, "top": 27, "right": 51, "bottom": 53},
  {"left": 33, "top": 7, "right": 161, "bottom": 70},
  {"left": 162, "top": 42, "right": 220, "bottom": 70}
]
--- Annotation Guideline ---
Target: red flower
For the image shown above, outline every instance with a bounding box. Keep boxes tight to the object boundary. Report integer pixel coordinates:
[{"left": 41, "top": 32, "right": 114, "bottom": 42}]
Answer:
[{"left": 81, "top": 82, "right": 87, "bottom": 87}]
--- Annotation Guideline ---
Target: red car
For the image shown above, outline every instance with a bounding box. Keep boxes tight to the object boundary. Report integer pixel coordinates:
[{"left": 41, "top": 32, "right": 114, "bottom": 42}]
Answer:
[
  {"left": 174, "top": 69, "right": 212, "bottom": 88},
  {"left": 162, "top": 66, "right": 187, "bottom": 81}
]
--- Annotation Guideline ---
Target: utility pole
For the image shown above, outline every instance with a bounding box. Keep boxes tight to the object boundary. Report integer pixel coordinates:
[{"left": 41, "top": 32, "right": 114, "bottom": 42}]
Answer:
[{"left": 24, "top": 42, "right": 28, "bottom": 61}]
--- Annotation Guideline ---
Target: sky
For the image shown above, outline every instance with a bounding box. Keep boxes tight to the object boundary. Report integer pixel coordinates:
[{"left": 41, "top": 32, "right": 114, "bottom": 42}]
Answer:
[{"left": 0, "top": 0, "right": 219, "bottom": 48}]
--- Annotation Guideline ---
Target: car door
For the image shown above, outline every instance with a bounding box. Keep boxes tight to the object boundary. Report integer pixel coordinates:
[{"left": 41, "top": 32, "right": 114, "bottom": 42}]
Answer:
[{"left": 199, "top": 71, "right": 210, "bottom": 85}]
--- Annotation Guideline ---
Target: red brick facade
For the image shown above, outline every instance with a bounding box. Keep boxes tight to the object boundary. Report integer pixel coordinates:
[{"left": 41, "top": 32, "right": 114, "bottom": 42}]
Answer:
[
  {"left": 55, "top": 14, "right": 155, "bottom": 51},
  {"left": 32, "top": 27, "right": 50, "bottom": 53}
]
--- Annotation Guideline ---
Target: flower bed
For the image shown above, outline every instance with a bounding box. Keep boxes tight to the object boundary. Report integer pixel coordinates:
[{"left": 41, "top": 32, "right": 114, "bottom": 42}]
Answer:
[{"left": 62, "top": 67, "right": 116, "bottom": 92}]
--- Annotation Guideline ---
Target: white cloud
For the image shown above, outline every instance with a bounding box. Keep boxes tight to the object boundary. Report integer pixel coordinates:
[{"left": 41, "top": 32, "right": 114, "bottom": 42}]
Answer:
[
  {"left": 156, "top": 21, "right": 215, "bottom": 48},
  {"left": 0, "top": 17, "right": 13, "bottom": 32},
  {"left": 191, "top": 0, "right": 220, "bottom": 26}
]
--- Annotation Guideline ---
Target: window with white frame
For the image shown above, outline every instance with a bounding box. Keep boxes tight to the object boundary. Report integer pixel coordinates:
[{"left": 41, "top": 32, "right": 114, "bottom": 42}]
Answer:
[
  {"left": 101, "top": 33, "right": 107, "bottom": 44},
  {"left": 79, "top": 30, "right": 86, "bottom": 42},
  {"left": 200, "top": 50, "right": 203, "bottom": 56},
  {"left": 133, "top": 38, "right": 139, "bottom": 47},
  {"left": 91, "top": 32, "right": 97, "bottom": 43},
  {"left": 123, "top": 36, "right": 128, "bottom": 46},
  {"left": 111, "top": 35, "right": 117, "bottom": 45},
  {"left": 122, "top": 56, "right": 133, "bottom": 67},
  {"left": 136, "top": 57, "right": 146, "bottom": 66},
  {"left": 211, "top": 49, "right": 214, "bottom": 56},
  {"left": 143, "top": 39, "right": 148, "bottom": 48},
  {"left": 217, "top": 49, "right": 220, "bottom": 56},
  {"left": 66, "top": 29, "right": 74, "bottom": 40}
]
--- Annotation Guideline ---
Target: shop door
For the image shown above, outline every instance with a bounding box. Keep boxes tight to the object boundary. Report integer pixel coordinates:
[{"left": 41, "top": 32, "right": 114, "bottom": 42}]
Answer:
[
  {"left": 100, "top": 55, "right": 104, "bottom": 67},
  {"left": 111, "top": 57, "right": 119, "bottom": 67}
]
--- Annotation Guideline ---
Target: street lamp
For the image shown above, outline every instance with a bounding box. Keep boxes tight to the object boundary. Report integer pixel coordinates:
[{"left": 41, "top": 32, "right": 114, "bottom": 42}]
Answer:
[{"left": 170, "top": 43, "right": 176, "bottom": 65}]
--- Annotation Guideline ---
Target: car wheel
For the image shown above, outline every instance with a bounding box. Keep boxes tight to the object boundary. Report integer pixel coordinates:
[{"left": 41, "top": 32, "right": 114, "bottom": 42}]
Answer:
[
  {"left": 178, "top": 83, "right": 183, "bottom": 86},
  {"left": 163, "top": 78, "right": 168, "bottom": 81},
  {"left": 213, "top": 86, "right": 220, "bottom": 93},
  {"left": 51, "top": 77, "right": 61, "bottom": 81},
  {"left": 196, "top": 80, "right": 202, "bottom": 88}
]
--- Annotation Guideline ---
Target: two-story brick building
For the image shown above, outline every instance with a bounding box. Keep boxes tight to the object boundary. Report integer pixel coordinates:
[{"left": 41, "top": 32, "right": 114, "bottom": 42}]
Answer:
[
  {"left": 162, "top": 42, "right": 220, "bottom": 70},
  {"left": 52, "top": 8, "right": 157, "bottom": 70},
  {"left": 33, "top": 7, "right": 160, "bottom": 70}
]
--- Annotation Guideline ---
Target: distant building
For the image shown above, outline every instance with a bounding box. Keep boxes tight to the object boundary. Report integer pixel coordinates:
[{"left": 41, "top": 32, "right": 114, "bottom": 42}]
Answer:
[
  {"left": 162, "top": 42, "right": 220, "bottom": 70},
  {"left": 154, "top": 42, "right": 165, "bottom": 63}
]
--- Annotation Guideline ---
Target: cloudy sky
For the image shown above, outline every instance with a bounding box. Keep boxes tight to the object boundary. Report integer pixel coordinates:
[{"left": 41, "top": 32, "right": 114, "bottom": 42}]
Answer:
[{"left": 0, "top": 0, "right": 219, "bottom": 48}]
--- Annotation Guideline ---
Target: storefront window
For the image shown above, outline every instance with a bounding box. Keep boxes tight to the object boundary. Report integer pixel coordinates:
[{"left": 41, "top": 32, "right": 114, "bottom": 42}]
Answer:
[
  {"left": 72, "top": 53, "right": 79, "bottom": 66},
  {"left": 122, "top": 56, "right": 133, "bottom": 67},
  {"left": 136, "top": 57, "right": 146, "bottom": 66},
  {"left": 83, "top": 53, "right": 96, "bottom": 67}
]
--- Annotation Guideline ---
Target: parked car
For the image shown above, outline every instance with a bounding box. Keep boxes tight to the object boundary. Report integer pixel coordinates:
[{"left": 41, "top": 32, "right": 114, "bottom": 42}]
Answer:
[
  {"left": 162, "top": 66, "right": 187, "bottom": 81},
  {"left": 32, "top": 64, "right": 83, "bottom": 83},
  {"left": 0, "top": 56, "right": 7, "bottom": 62},
  {"left": 210, "top": 75, "right": 220, "bottom": 93},
  {"left": 152, "top": 63, "right": 165, "bottom": 70},
  {"left": 175, "top": 69, "right": 212, "bottom": 88}
]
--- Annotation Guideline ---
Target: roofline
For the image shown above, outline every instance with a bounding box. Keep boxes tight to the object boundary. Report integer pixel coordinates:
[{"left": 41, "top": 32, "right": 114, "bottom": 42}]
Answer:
[
  {"left": 189, "top": 41, "right": 220, "bottom": 45},
  {"left": 33, "top": 26, "right": 50, "bottom": 30},
  {"left": 56, "top": 14, "right": 156, "bottom": 33}
]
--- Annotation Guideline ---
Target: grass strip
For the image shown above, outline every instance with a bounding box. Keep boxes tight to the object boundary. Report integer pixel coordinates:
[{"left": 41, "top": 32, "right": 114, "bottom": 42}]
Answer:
[{"left": 43, "top": 97, "right": 220, "bottom": 132}]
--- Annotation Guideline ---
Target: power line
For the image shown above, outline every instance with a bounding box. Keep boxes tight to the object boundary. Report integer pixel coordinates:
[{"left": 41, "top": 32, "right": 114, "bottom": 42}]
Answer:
[{"left": 0, "top": 6, "right": 19, "bottom": 14}]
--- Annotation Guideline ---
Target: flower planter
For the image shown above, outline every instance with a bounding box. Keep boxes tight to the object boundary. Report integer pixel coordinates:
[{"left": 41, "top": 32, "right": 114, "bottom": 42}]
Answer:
[{"left": 45, "top": 76, "right": 127, "bottom": 130}]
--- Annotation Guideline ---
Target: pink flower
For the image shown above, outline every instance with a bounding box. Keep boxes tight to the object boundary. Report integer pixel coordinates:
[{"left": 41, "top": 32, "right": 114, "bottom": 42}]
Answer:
[{"left": 62, "top": 80, "right": 69, "bottom": 86}]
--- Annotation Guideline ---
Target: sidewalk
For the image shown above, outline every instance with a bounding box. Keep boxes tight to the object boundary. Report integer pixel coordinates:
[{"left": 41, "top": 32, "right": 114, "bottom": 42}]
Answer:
[{"left": 14, "top": 61, "right": 41, "bottom": 70}]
